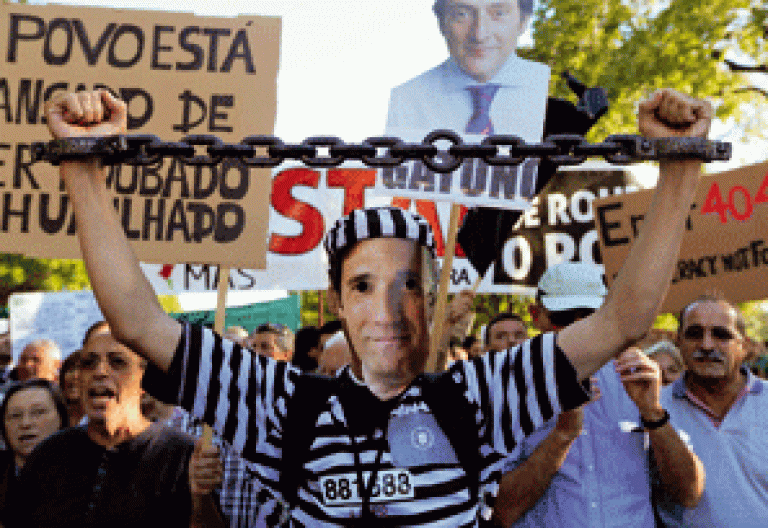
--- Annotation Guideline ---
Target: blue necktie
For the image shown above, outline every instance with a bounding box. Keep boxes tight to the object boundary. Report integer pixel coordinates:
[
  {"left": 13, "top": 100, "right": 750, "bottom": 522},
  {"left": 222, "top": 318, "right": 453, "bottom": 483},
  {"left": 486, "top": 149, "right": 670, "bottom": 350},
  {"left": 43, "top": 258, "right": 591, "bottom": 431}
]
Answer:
[{"left": 465, "top": 85, "right": 500, "bottom": 135}]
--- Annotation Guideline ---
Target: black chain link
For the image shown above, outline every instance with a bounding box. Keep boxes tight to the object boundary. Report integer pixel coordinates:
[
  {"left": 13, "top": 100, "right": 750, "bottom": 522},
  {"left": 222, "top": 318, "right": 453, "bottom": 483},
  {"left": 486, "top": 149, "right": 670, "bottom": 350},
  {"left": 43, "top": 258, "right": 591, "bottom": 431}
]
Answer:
[{"left": 31, "top": 130, "right": 731, "bottom": 172}]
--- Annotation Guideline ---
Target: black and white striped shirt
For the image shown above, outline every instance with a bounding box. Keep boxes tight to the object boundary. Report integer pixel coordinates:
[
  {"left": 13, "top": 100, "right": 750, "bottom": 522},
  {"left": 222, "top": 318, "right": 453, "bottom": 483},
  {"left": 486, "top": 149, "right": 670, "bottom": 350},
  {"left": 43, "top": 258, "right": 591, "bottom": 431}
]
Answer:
[{"left": 144, "top": 324, "right": 587, "bottom": 527}]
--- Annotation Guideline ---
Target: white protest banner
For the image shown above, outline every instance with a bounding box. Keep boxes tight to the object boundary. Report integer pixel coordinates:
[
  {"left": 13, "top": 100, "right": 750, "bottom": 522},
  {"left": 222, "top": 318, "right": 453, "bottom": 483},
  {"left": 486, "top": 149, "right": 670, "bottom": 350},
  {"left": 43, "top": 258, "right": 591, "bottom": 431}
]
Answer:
[
  {"left": 9, "top": 290, "right": 104, "bottom": 361},
  {"left": 0, "top": 3, "right": 279, "bottom": 267},
  {"left": 595, "top": 160, "right": 768, "bottom": 314},
  {"left": 369, "top": 131, "right": 540, "bottom": 210},
  {"left": 373, "top": 44, "right": 549, "bottom": 208},
  {"left": 141, "top": 165, "right": 640, "bottom": 295}
]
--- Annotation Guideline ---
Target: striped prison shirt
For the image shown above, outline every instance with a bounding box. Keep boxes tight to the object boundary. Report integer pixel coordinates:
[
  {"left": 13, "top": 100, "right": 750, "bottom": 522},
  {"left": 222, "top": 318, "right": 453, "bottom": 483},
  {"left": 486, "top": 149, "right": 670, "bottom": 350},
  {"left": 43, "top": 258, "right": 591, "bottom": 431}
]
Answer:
[{"left": 143, "top": 323, "right": 588, "bottom": 527}]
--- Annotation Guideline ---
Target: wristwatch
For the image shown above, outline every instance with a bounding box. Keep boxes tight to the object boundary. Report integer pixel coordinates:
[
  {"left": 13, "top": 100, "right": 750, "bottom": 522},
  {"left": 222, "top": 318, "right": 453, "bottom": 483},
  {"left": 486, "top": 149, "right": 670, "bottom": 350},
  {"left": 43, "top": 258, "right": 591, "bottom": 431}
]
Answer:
[{"left": 640, "top": 409, "right": 670, "bottom": 430}]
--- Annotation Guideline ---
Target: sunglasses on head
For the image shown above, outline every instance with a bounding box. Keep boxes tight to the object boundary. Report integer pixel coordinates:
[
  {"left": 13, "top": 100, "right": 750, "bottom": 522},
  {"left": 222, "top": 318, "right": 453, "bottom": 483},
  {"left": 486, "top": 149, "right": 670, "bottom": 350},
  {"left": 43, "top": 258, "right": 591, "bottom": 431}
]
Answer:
[{"left": 682, "top": 325, "right": 738, "bottom": 342}]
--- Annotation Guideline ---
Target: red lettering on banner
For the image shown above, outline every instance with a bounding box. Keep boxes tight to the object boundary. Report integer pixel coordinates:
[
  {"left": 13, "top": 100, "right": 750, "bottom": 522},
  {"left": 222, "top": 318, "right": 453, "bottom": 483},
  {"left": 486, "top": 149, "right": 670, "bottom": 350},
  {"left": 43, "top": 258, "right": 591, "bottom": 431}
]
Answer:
[
  {"left": 754, "top": 171, "right": 768, "bottom": 204},
  {"left": 327, "top": 169, "right": 376, "bottom": 215},
  {"left": 389, "top": 198, "right": 467, "bottom": 258},
  {"left": 701, "top": 178, "right": 768, "bottom": 224},
  {"left": 701, "top": 182, "right": 729, "bottom": 224},
  {"left": 269, "top": 168, "right": 324, "bottom": 255},
  {"left": 728, "top": 186, "right": 753, "bottom": 221}
]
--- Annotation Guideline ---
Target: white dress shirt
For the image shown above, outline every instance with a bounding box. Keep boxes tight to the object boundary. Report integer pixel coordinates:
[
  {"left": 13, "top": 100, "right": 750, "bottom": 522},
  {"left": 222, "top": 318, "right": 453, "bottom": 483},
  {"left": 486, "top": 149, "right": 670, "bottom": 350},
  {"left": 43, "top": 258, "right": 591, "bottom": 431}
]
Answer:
[{"left": 385, "top": 53, "right": 549, "bottom": 142}]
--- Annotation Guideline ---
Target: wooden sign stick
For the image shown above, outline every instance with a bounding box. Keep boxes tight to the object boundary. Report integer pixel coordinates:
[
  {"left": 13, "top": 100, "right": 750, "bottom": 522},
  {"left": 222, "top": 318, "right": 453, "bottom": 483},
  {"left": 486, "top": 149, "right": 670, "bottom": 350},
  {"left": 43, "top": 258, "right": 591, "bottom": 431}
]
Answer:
[
  {"left": 426, "top": 203, "right": 462, "bottom": 373},
  {"left": 202, "top": 266, "right": 230, "bottom": 447}
]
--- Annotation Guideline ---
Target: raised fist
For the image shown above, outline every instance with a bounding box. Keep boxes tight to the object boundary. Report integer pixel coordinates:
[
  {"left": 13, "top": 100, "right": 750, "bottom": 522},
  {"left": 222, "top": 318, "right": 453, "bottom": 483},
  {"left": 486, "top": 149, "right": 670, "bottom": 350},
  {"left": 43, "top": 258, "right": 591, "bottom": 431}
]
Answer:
[
  {"left": 638, "top": 89, "right": 712, "bottom": 139},
  {"left": 44, "top": 89, "right": 127, "bottom": 140}
]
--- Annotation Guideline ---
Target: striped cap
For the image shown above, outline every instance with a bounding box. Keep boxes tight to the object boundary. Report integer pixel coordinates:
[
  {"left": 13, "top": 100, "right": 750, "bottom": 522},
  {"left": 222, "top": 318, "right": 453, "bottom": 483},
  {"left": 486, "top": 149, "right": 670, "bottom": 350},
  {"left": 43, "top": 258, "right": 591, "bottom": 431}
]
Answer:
[{"left": 324, "top": 207, "right": 436, "bottom": 261}]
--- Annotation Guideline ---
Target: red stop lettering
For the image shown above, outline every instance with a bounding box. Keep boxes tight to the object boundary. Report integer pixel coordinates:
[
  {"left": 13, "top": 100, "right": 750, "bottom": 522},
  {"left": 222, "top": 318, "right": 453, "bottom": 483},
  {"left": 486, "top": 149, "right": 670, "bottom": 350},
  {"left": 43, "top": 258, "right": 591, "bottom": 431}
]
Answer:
[
  {"left": 269, "top": 168, "right": 325, "bottom": 255},
  {"left": 327, "top": 169, "right": 376, "bottom": 215}
]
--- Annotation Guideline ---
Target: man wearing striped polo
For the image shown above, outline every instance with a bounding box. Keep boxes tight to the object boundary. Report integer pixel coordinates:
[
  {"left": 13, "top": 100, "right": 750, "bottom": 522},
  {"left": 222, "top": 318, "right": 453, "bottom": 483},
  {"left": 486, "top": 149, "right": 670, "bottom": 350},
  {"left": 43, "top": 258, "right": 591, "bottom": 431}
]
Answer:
[{"left": 44, "top": 87, "right": 711, "bottom": 526}]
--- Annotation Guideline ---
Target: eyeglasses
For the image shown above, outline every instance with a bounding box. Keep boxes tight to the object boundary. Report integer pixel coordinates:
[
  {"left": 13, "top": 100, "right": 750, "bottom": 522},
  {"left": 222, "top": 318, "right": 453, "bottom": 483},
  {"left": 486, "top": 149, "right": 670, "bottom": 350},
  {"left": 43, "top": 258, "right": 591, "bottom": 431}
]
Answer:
[
  {"left": 80, "top": 352, "right": 133, "bottom": 371},
  {"left": 682, "top": 325, "right": 738, "bottom": 342}
]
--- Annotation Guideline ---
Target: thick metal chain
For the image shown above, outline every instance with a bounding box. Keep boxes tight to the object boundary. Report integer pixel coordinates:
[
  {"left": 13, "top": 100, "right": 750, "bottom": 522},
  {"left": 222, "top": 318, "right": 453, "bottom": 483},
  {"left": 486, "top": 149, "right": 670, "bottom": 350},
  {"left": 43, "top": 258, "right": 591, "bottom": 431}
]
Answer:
[{"left": 31, "top": 130, "right": 731, "bottom": 172}]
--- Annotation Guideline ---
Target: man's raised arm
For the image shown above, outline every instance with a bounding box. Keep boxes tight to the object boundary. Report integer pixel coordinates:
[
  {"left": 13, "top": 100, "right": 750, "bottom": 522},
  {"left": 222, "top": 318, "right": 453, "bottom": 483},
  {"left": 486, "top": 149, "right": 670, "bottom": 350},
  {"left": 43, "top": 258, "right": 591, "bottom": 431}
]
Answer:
[
  {"left": 559, "top": 89, "right": 713, "bottom": 379},
  {"left": 45, "top": 90, "right": 181, "bottom": 371}
]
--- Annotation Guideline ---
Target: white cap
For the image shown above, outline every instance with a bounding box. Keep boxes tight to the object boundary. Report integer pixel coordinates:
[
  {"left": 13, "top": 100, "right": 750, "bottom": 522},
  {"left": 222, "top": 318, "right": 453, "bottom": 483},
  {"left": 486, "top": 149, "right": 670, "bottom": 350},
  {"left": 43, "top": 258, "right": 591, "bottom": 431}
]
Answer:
[
  {"left": 324, "top": 330, "right": 347, "bottom": 350},
  {"left": 537, "top": 262, "right": 607, "bottom": 312}
]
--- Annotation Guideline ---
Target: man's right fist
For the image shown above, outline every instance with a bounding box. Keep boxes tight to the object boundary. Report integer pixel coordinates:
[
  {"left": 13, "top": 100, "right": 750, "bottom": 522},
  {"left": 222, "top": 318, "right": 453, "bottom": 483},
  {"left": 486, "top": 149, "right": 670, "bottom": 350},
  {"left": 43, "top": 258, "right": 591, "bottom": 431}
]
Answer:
[
  {"left": 44, "top": 89, "right": 127, "bottom": 140},
  {"left": 638, "top": 89, "right": 712, "bottom": 139}
]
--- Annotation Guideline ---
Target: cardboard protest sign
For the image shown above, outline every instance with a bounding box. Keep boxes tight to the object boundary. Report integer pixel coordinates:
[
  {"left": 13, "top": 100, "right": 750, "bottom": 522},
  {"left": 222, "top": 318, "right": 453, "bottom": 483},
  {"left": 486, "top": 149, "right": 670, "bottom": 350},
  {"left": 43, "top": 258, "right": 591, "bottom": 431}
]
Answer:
[
  {"left": 595, "top": 161, "right": 768, "bottom": 313},
  {"left": 0, "top": 3, "right": 279, "bottom": 267},
  {"left": 9, "top": 290, "right": 104, "bottom": 361}
]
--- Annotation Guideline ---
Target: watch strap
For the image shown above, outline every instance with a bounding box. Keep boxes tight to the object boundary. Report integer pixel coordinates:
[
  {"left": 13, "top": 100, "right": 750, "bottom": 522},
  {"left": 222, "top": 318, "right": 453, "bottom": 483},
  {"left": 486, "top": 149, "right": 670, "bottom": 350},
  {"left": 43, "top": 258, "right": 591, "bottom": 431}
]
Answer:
[{"left": 641, "top": 409, "right": 670, "bottom": 430}]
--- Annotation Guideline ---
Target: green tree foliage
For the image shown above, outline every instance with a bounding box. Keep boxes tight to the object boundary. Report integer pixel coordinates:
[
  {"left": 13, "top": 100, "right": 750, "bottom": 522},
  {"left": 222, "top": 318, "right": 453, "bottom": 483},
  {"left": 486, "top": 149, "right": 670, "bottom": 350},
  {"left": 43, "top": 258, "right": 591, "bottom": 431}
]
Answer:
[
  {"left": 0, "top": 255, "right": 90, "bottom": 306},
  {"left": 519, "top": 0, "right": 764, "bottom": 140}
]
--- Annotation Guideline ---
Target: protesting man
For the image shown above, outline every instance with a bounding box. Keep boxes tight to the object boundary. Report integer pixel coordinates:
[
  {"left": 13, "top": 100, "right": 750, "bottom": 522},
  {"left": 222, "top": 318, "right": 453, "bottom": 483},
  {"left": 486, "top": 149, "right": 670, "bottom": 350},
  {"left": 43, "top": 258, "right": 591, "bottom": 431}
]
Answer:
[
  {"left": 247, "top": 323, "right": 294, "bottom": 361},
  {"left": 44, "top": 86, "right": 710, "bottom": 526},
  {"left": 9, "top": 326, "right": 224, "bottom": 528},
  {"left": 656, "top": 296, "right": 768, "bottom": 527},
  {"left": 485, "top": 313, "right": 528, "bottom": 353},
  {"left": 493, "top": 262, "right": 703, "bottom": 527}
]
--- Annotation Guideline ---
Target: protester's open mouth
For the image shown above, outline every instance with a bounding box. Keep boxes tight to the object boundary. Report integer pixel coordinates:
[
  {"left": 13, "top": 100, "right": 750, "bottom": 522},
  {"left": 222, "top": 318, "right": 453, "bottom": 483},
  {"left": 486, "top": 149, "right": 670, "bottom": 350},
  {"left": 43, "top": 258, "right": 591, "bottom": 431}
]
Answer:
[
  {"left": 17, "top": 433, "right": 37, "bottom": 445},
  {"left": 88, "top": 387, "right": 117, "bottom": 405}
]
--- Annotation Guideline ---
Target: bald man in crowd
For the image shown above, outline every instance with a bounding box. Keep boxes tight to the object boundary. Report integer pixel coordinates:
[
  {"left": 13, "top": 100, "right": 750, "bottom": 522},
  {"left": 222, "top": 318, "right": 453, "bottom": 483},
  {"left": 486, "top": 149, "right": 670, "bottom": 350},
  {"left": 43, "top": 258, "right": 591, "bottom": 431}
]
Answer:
[{"left": 17, "top": 340, "right": 61, "bottom": 382}]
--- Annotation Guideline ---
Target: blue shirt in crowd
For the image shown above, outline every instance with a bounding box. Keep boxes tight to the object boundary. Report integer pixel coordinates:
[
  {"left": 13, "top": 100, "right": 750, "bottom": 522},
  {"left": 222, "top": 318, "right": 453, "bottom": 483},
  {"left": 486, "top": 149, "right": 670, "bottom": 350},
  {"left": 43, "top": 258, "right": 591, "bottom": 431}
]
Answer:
[
  {"left": 502, "top": 363, "right": 657, "bottom": 527},
  {"left": 656, "top": 370, "right": 768, "bottom": 528}
]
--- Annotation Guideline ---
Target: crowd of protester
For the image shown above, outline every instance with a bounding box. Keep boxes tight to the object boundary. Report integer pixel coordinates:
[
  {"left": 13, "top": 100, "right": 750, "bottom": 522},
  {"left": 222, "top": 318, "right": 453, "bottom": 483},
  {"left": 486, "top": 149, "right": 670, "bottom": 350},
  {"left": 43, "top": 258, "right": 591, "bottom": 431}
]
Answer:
[
  {"left": 0, "top": 263, "right": 765, "bottom": 527},
  {"left": 0, "top": 9, "right": 766, "bottom": 522}
]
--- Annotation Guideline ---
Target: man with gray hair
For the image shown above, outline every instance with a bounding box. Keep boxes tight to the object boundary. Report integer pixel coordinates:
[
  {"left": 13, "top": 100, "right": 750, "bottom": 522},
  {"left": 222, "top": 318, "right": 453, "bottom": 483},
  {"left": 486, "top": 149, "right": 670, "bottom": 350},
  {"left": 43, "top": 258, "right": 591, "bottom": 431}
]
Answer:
[
  {"left": 17, "top": 339, "right": 61, "bottom": 382},
  {"left": 655, "top": 295, "right": 768, "bottom": 527},
  {"left": 248, "top": 323, "right": 294, "bottom": 362},
  {"left": 645, "top": 340, "right": 684, "bottom": 387},
  {"left": 386, "top": 0, "right": 547, "bottom": 136}
]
